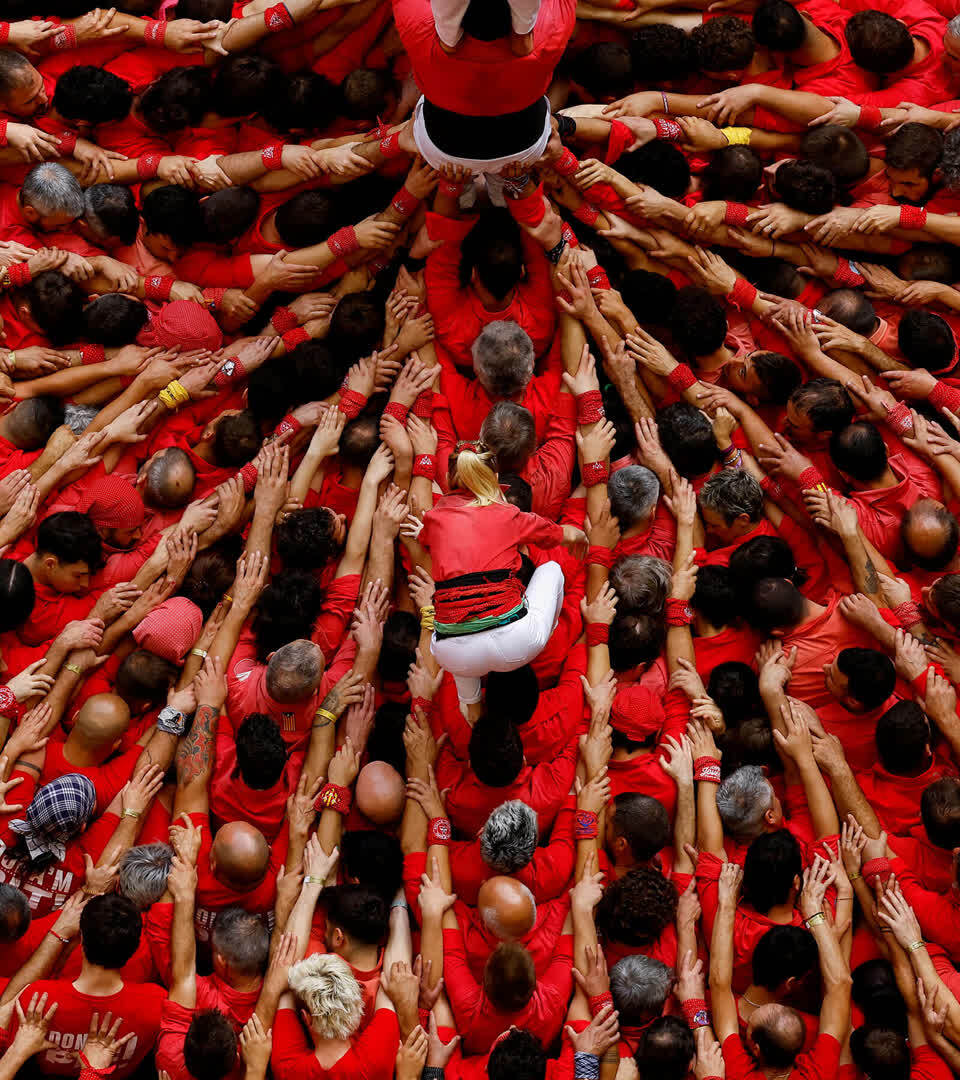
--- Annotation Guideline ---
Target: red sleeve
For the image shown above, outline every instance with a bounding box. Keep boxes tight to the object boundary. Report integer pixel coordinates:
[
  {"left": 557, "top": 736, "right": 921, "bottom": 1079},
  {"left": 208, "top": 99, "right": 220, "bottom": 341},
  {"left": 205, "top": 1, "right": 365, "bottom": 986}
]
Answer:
[
  {"left": 144, "top": 900, "right": 174, "bottom": 987},
  {"left": 526, "top": 408, "right": 576, "bottom": 521},
  {"left": 270, "top": 1009, "right": 315, "bottom": 1080},
  {"left": 174, "top": 251, "right": 254, "bottom": 288},
  {"left": 891, "top": 856, "right": 960, "bottom": 958},
  {"left": 911, "top": 1043, "right": 954, "bottom": 1080},
  {"left": 77, "top": 811, "right": 122, "bottom": 861},
  {"left": 425, "top": 213, "right": 476, "bottom": 325},
  {"left": 352, "top": 1009, "right": 401, "bottom": 1080},
  {"left": 661, "top": 687, "right": 691, "bottom": 742},
  {"left": 722, "top": 1032, "right": 765, "bottom": 1080},
  {"left": 511, "top": 507, "right": 565, "bottom": 549},
  {"left": 528, "top": 733, "right": 578, "bottom": 826},
  {"left": 797, "top": 1034, "right": 842, "bottom": 1080},
  {"left": 443, "top": 923, "right": 483, "bottom": 1027},
  {"left": 524, "top": 800, "right": 575, "bottom": 901},
  {"left": 695, "top": 851, "right": 723, "bottom": 942},
  {"left": 520, "top": 644, "right": 587, "bottom": 763},
  {"left": 310, "top": 573, "right": 361, "bottom": 663}
]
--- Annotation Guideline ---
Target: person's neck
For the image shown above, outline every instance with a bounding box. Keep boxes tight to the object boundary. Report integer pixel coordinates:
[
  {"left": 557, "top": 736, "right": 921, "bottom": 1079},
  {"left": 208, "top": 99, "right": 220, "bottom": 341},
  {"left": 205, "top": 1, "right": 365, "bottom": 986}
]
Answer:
[
  {"left": 621, "top": 513, "right": 653, "bottom": 540},
  {"left": 62, "top": 737, "right": 104, "bottom": 767},
  {"left": 848, "top": 466, "right": 896, "bottom": 491},
  {"left": 74, "top": 961, "right": 124, "bottom": 996},
  {"left": 693, "top": 612, "right": 724, "bottom": 638},
  {"left": 311, "top": 1031, "right": 351, "bottom": 1065},
  {"left": 340, "top": 463, "right": 364, "bottom": 489},
  {"left": 744, "top": 46, "right": 773, "bottom": 77},
  {"left": 260, "top": 209, "right": 281, "bottom": 246},
  {"left": 191, "top": 438, "right": 215, "bottom": 464},
  {"left": 22, "top": 553, "right": 47, "bottom": 588},
  {"left": 911, "top": 34, "right": 930, "bottom": 65},
  {"left": 740, "top": 984, "right": 776, "bottom": 1011},
  {"left": 225, "top": 971, "right": 262, "bottom": 994},
  {"left": 790, "top": 22, "right": 839, "bottom": 65},
  {"left": 762, "top": 901, "right": 796, "bottom": 924},
  {"left": 699, "top": 345, "right": 733, "bottom": 373},
  {"left": 338, "top": 941, "right": 379, "bottom": 971},
  {"left": 797, "top": 596, "right": 825, "bottom": 624},
  {"left": 474, "top": 280, "right": 516, "bottom": 312}
]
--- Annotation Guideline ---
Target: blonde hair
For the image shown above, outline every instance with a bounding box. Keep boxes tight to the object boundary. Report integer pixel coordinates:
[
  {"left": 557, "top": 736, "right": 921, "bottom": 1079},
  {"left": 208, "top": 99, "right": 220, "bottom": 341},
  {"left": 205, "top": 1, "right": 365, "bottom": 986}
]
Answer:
[
  {"left": 287, "top": 952, "right": 365, "bottom": 1040},
  {"left": 454, "top": 447, "right": 504, "bottom": 507}
]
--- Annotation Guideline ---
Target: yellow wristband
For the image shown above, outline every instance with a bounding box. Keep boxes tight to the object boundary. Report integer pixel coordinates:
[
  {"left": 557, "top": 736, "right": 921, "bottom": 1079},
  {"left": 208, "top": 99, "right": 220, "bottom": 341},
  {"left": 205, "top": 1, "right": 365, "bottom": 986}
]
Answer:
[
  {"left": 65, "top": 663, "right": 82, "bottom": 675},
  {"left": 168, "top": 379, "right": 190, "bottom": 404},
  {"left": 190, "top": 648, "right": 208, "bottom": 659},
  {"left": 907, "top": 939, "right": 925, "bottom": 952},
  {"left": 722, "top": 126, "right": 753, "bottom": 145},
  {"left": 157, "top": 388, "right": 178, "bottom": 410},
  {"left": 315, "top": 708, "right": 337, "bottom": 724}
]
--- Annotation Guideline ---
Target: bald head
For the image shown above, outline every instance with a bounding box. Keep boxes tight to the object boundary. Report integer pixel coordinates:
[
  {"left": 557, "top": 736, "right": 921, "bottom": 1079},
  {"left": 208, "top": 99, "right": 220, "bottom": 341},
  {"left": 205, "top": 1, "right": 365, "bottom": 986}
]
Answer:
[
  {"left": 902, "top": 498, "right": 960, "bottom": 572},
  {"left": 70, "top": 693, "right": 130, "bottom": 755},
  {"left": 477, "top": 875, "right": 536, "bottom": 940},
  {"left": 211, "top": 821, "right": 270, "bottom": 891},
  {"left": 143, "top": 447, "right": 195, "bottom": 510},
  {"left": 749, "top": 1003, "right": 805, "bottom": 1066},
  {"left": 355, "top": 761, "right": 404, "bottom": 825}
]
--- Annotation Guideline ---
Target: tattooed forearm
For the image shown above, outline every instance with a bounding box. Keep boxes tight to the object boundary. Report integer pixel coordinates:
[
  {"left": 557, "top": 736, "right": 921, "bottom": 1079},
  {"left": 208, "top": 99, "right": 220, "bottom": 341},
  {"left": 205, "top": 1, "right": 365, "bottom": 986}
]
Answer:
[
  {"left": 863, "top": 557, "right": 879, "bottom": 593},
  {"left": 176, "top": 704, "right": 217, "bottom": 785}
]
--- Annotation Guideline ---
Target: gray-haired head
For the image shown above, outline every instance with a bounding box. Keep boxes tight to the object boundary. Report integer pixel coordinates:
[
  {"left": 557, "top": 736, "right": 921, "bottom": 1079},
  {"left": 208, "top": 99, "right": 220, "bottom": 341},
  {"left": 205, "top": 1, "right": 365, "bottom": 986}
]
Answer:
[
  {"left": 948, "top": 14, "right": 960, "bottom": 41},
  {"left": 64, "top": 403, "right": 100, "bottom": 436},
  {"left": 118, "top": 843, "right": 174, "bottom": 910},
  {"left": 211, "top": 906, "right": 271, "bottom": 976},
  {"left": 608, "top": 465, "right": 660, "bottom": 531},
  {"left": 143, "top": 446, "right": 195, "bottom": 510},
  {"left": 716, "top": 764, "right": 774, "bottom": 841},
  {"left": 481, "top": 800, "right": 538, "bottom": 873},
  {"left": 943, "top": 126, "right": 960, "bottom": 192},
  {"left": 610, "top": 954, "right": 675, "bottom": 1025},
  {"left": 21, "top": 163, "right": 84, "bottom": 223},
  {"left": 472, "top": 320, "right": 535, "bottom": 398},
  {"left": 699, "top": 468, "right": 763, "bottom": 526},
  {"left": 609, "top": 554, "right": 672, "bottom": 614},
  {"left": 266, "top": 638, "right": 324, "bottom": 703}
]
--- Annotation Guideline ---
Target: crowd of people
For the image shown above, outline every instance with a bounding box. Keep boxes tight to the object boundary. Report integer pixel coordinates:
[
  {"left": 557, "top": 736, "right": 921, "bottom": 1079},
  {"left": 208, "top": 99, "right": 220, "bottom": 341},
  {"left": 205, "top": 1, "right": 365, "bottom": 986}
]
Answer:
[{"left": 5, "top": 0, "right": 960, "bottom": 1077}]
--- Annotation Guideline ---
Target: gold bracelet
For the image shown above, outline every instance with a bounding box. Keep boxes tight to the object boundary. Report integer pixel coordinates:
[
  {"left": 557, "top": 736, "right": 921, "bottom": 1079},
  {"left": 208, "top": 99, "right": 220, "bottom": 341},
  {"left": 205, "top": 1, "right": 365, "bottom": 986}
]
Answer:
[
  {"left": 907, "top": 939, "right": 926, "bottom": 952},
  {"left": 7, "top": 351, "right": 15, "bottom": 372},
  {"left": 804, "top": 912, "right": 826, "bottom": 928},
  {"left": 304, "top": 875, "right": 326, "bottom": 885},
  {"left": 223, "top": 594, "right": 234, "bottom": 605},
  {"left": 121, "top": 808, "right": 142, "bottom": 819},
  {"left": 847, "top": 871, "right": 861, "bottom": 881},
  {"left": 65, "top": 663, "right": 82, "bottom": 675},
  {"left": 190, "top": 648, "right": 208, "bottom": 659},
  {"left": 315, "top": 708, "right": 337, "bottom": 724}
]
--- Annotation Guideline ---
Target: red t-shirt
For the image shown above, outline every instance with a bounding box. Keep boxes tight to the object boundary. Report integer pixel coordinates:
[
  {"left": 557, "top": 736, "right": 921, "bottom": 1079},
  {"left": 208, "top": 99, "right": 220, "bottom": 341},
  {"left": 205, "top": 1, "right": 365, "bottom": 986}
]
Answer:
[
  {"left": 39, "top": 742, "right": 143, "bottom": 816},
  {"left": 270, "top": 1006, "right": 399, "bottom": 1080},
  {"left": 722, "top": 1031, "right": 841, "bottom": 1080},
  {"left": 14, "top": 978, "right": 166, "bottom": 1078}
]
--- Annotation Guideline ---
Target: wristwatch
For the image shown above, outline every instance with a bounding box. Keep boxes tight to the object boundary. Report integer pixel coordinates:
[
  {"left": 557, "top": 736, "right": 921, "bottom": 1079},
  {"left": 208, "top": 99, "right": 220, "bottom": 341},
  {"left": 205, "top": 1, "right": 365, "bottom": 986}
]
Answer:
[{"left": 157, "top": 705, "right": 188, "bottom": 736}]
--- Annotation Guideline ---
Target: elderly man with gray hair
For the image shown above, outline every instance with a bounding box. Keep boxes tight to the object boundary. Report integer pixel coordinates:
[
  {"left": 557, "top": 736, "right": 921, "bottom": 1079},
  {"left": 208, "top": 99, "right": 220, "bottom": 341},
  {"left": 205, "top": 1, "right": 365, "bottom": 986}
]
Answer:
[{"left": 13, "top": 162, "right": 84, "bottom": 240}]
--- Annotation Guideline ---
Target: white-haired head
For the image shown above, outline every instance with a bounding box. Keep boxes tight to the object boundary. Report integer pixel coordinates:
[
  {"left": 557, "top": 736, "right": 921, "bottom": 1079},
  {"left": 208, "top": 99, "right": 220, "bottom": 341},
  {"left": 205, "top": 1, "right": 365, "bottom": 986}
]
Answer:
[{"left": 288, "top": 952, "right": 365, "bottom": 1040}]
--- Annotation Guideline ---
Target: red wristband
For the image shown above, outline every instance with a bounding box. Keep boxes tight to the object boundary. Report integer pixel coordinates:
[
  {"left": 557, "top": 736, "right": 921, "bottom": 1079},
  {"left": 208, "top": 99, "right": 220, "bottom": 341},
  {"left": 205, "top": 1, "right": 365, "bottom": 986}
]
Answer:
[
  {"left": 667, "top": 363, "right": 697, "bottom": 392},
  {"left": 240, "top": 462, "right": 258, "bottom": 494},
  {"left": 52, "top": 24, "right": 77, "bottom": 50},
  {"left": 79, "top": 344, "right": 105, "bottom": 364},
  {"left": 412, "top": 454, "right": 436, "bottom": 480},
  {"left": 587, "top": 545, "right": 616, "bottom": 569},
  {"left": 576, "top": 389, "right": 605, "bottom": 425},
  {"left": 391, "top": 187, "right": 421, "bottom": 217},
  {"left": 282, "top": 327, "right": 309, "bottom": 351},
  {"left": 833, "top": 257, "right": 865, "bottom": 288},
  {"left": 694, "top": 757, "right": 722, "bottom": 783},
  {"left": 0, "top": 119, "right": 8, "bottom": 148},
  {"left": 589, "top": 991, "right": 613, "bottom": 1017},
  {"left": 261, "top": 142, "right": 284, "bottom": 171},
  {"left": 929, "top": 381, "right": 960, "bottom": 411},
  {"left": 681, "top": 998, "right": 710, "bottom": 1028},
  {"left": 893, "top": 600, "right": 922, "bottom": 627},
  {"left": 427, "top": 817, "right": 451, "bottom": 845},
  {"left": 653, "top": 116, "right": 683, "bottom": 141},
  {"left": 213, "top": 356, "right": 246, "bottom": 389},
  {"left": 379, "top": 130, "right": 403, "bottom": 159},
  {"left": 143, "top": 275, "right": 174, "bottom": 302},
  {"left": 885, "top": 400, "right": 913, "bottom": 436},
  {"left": 553, "top": 148, "right": 580, "bottom": 177},
  {"left": 137, "top": 152, "right": 162, "bottom": 180},
  {"left": 561, "top": 222, "right": 579, "bottom": 248},
  {"left": 0, "top": 685, "right": 21, "bottom": 722},
  {"left": 202, "top": 286, "right": 225, "bottom": 312},
  {"left": 274, "top": 414, "right": 302, "bottom": 439},
  {"left": 862, "top": 857, "right": 891, "bottom": 886},
  {"left": 575, "top": 810, "right": 599, "bottom": 839},
  {"left": 315, "top": 782, "right": 351, "bottom": 814},
  {"left": 0, "top": 23, "right": 9, "bottom": 45},
  {"left": 759, "top": 473, "right": 784, "bottom": 500},
  {"left": 509, "top": 185, "right": 547, "bottom": 227},
  {"left": 729, "top": 277, "right": 758, "bottom": 310},
  {"left": 328, "top": 226, "right": 359, "bottom": 258},
  {"left": 264, "top": 2, "right": 294, "bottom": 31},
  {"left": 858, "top": 104, "right": 882, "bottom": 131},
  {"left": 56, "top": 130, "right": 77, "bottom": 156},
  {"left": 798, "top": 465, "right": 827, "bottom": 490},
  {"left": 143, "top": 18, "right": 167, "bottom": 46},
  {"left": 573, "top": 202, "right": 600, "bottom": 226},
  {"left": 666, "top": 597, "right": 693, "bottom": 626},
  {"left": 724, "top": 202, "right": 749, "bottom": 227},
  {"left": 900, "top": 204, "right": 927, "bottom": 229},
  {"left": 6, "top": 262, "right": 30, "bottom": 288},
  {"left": 412, "top": 390, "right": 434, "bottom": 419},
  {"left": 586, "top": 623, "right": 609, "bottom": 646},
  {"left": 411, "top": 696, "right": 435, "bottom": 719},
  {"left": 582, "top": 460, "right": 609, "bottom": 487},
  {"left": 338, "top": 388, "right": 367, "bottom": 420},
  {"left": 271, "top": 306, "right": 298, "bottom": 335},
  {"left": 383, "top": 401, "right": 409, "bottom": 424},
  {"left": 587, "top": 265, "right": 610, "bottom": 291}
]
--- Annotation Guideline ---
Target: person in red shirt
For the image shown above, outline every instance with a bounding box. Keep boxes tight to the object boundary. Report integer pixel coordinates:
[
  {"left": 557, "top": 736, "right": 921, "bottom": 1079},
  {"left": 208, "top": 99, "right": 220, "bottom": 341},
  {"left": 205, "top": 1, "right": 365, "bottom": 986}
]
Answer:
[
  {"left": 709, "top": 859, "right": 849, "bottom": 1080},
  {"left": 15, "top": 893, "right": 167, "bottom": 1078}
]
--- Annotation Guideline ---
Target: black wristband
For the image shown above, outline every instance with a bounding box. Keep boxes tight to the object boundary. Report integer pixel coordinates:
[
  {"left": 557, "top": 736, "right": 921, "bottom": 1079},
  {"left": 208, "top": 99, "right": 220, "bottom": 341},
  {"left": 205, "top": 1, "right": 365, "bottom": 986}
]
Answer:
[
  {"left": 422, "top": 1068, "right": 445, "bottom": 1080},
  {"left": 546, "top": 237, "right": 567, "bottom": 264}
]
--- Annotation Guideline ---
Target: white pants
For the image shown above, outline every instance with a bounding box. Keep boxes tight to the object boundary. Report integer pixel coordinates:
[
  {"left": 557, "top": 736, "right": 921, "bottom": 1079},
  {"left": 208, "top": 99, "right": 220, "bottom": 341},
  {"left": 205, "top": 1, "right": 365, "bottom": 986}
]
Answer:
[
  {"left": 431, "top": 561, "right": 564, "bottom": 703},
  {"left": 412, "top": 96, "right": 553, "bottom": 182},
  {"left": 431, "top": 0, "right": 541, "bottom": 47}
]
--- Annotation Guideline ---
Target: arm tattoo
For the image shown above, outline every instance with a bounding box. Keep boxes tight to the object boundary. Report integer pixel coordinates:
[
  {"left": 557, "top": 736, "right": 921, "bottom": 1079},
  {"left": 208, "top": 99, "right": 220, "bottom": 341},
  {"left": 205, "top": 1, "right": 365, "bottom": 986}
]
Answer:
[
  {"left": 863, "top": 557, "right": 879, "bottom": 593},
  {"left": 177, "top": 704, "right": 217, "bottom": 785}
]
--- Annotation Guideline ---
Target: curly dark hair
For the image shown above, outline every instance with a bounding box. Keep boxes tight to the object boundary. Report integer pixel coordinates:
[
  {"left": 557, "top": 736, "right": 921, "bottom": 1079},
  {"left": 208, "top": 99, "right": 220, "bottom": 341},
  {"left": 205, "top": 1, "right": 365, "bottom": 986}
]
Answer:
[{"left": 595, "top": 866, "right": 678, "bottom": 945}]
